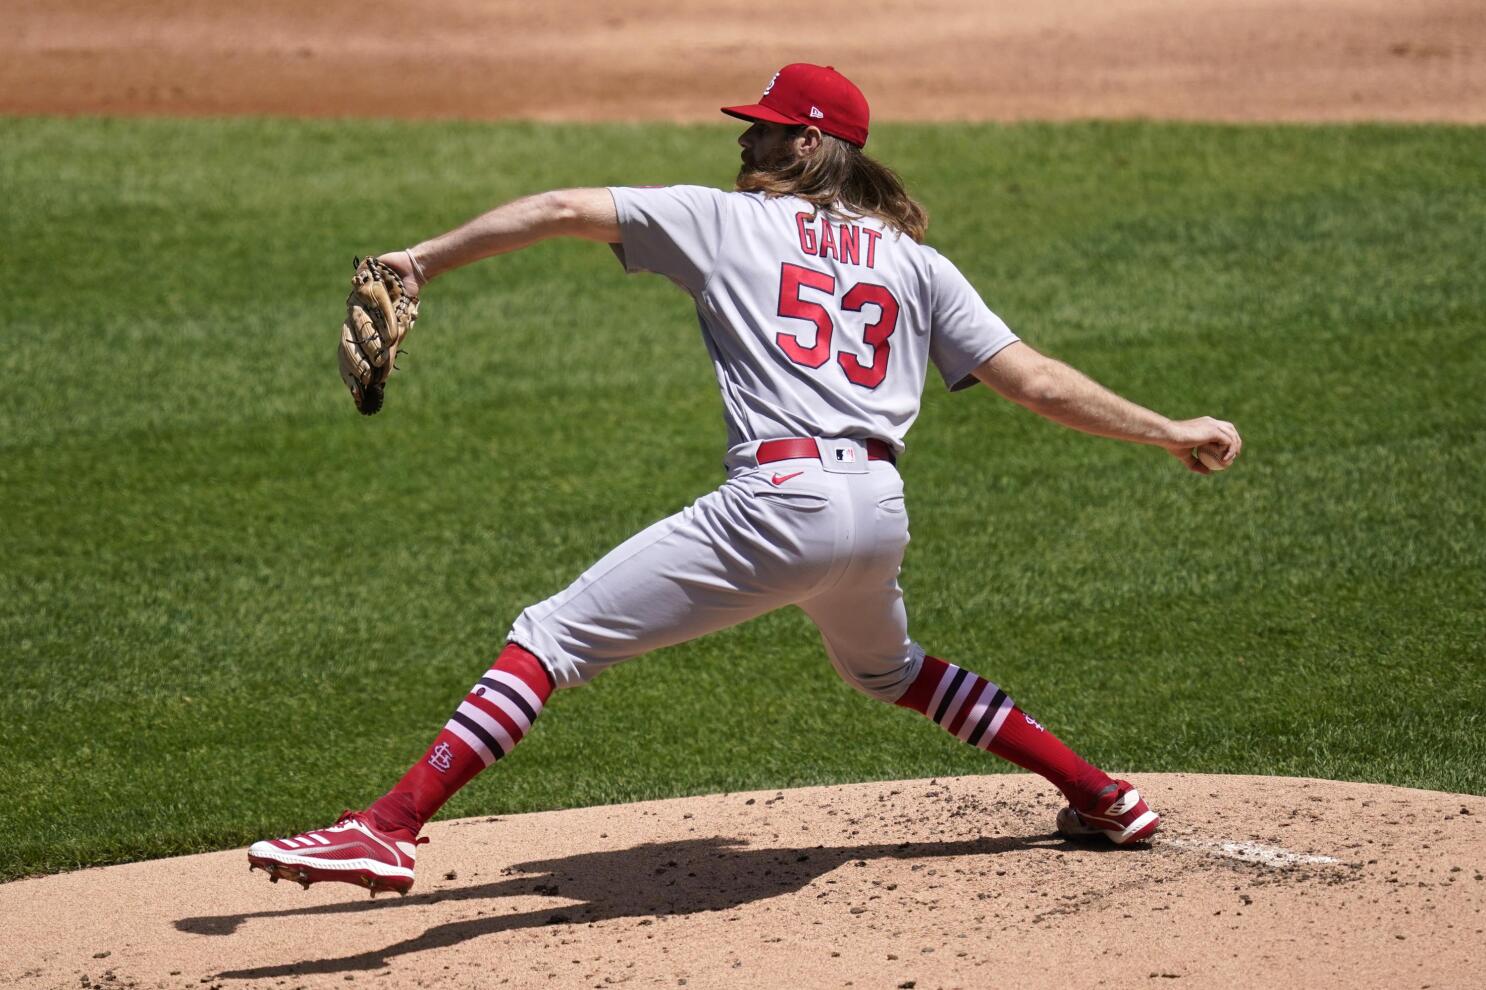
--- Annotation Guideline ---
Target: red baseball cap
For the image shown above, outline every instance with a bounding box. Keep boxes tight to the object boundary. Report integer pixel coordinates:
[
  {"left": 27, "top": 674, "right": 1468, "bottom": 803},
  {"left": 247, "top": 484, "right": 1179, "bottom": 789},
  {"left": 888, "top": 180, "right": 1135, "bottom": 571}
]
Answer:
[{"left": 722, "top": 63, "right": 870, "bottom": 148}]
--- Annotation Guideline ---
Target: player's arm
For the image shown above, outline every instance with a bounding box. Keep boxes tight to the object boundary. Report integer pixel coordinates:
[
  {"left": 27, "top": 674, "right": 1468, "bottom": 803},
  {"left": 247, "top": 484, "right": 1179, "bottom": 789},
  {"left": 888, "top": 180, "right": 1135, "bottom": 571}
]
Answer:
[
  {"left": 973, "top": 341, "right": 1241, "bottom": 474},
  {"left": 378, "top": 188, "right": 620, "bottom": 294}
]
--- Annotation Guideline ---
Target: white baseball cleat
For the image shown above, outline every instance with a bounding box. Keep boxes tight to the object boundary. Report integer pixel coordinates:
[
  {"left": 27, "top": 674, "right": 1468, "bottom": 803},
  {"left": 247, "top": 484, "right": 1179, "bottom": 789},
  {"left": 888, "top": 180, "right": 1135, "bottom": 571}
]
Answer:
[
  {"left": 1056, "top": 779, "right": 1161, "bottom": 845},
  {"left": 248, "top": 810, "right": 426, "bottom": 896}
]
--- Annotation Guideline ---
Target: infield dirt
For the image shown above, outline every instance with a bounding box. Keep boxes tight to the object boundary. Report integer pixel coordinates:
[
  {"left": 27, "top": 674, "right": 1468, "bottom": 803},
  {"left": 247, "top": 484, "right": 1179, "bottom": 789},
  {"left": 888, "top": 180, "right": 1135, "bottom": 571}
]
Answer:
[
  {"left": 5, "top": 0, "right": 1484, "bottom": 122},
  {"left": 4, "top": 775, "right": 1483, "bottom": 989}
]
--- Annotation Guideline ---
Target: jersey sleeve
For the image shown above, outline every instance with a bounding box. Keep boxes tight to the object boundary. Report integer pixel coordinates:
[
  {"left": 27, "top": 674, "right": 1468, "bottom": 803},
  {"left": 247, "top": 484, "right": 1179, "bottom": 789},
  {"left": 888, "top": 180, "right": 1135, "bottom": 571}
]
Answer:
[
  {"left": 607, "top": 185, "right": 732, "bottom": 296},
  {"left": 927, "top": 250, "right": 1020, "bottom": 392}
]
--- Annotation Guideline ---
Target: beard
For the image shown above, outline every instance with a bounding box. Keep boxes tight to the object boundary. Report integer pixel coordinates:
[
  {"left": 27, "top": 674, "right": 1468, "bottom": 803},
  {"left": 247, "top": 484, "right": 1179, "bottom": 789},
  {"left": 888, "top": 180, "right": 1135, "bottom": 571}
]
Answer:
[{"left": 736, "top": 144, "right": 798, "bottom": 188}]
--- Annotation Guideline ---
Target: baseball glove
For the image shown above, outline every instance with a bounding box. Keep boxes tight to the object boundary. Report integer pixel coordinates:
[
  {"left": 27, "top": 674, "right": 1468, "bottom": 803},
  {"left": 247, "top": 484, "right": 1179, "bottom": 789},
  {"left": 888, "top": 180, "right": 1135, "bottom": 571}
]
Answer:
[{"left": 338, "top": 256, "right": 420, "bottom": 415}]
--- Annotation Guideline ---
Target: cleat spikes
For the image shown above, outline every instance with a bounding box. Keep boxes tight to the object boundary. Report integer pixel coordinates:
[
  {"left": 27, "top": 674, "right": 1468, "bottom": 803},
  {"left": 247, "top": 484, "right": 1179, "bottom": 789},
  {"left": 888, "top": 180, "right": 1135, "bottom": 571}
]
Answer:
[{"left": 246, "top": 809, "right": 418, "bottom": 895}]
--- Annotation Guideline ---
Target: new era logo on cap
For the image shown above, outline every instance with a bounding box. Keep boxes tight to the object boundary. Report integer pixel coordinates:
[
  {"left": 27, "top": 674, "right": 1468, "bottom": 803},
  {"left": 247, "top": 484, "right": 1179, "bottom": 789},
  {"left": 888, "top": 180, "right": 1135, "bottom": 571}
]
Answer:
[{"left": 721, "top": 63, "right": 870, "bottom": 148}]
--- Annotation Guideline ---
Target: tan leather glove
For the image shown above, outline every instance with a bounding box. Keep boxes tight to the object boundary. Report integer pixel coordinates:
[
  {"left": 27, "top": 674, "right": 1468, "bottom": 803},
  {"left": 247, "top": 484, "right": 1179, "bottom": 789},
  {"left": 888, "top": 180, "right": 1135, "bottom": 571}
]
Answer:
[{"left": 338, "top": 256, "right": 420, "bottom": 415}]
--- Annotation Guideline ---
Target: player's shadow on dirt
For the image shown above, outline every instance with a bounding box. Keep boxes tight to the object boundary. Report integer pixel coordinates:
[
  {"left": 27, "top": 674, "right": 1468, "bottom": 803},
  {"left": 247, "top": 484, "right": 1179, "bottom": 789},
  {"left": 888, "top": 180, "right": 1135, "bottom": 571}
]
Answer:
[{"left": 196, "top": 832, "right": 1067, "bottom": 979}]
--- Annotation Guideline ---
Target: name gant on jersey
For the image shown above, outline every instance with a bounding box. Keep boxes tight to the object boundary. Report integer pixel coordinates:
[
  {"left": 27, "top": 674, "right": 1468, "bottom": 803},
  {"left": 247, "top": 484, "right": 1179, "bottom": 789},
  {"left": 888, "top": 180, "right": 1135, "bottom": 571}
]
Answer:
[{"left": 795, "top": 211, "right": 882, "bottom": 268}]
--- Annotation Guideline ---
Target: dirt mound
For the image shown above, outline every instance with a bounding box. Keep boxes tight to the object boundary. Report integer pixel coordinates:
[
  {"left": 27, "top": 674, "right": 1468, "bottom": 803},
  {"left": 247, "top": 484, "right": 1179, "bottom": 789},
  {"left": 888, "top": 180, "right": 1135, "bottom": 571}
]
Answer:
[
  {"left": 6, "top": 0, "right": 1484, "bottom": 122},
  {"left": 3, "top": 774, "right": 1481, "bottom": 989}
]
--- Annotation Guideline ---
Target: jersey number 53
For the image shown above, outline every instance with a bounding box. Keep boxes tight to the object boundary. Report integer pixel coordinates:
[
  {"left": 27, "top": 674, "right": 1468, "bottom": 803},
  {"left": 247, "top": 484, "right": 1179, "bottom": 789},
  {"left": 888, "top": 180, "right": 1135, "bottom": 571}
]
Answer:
[{"left": 776, "top": 263, "right": 900, "bottom": 390}]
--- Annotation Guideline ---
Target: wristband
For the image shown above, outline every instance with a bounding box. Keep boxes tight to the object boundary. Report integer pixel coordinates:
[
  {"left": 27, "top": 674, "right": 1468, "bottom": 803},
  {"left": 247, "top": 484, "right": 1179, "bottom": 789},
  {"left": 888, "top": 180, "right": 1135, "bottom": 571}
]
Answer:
[{"left": 404, "top": 248, "right": 429, "bottom": 284}]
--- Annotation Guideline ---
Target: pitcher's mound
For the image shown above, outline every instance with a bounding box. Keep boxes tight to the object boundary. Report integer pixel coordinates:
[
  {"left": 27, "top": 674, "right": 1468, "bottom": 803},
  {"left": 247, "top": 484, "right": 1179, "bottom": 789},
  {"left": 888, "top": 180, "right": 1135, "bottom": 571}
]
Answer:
[{"left": 4, "top": 774, "right": 1482, "bottom": 989}]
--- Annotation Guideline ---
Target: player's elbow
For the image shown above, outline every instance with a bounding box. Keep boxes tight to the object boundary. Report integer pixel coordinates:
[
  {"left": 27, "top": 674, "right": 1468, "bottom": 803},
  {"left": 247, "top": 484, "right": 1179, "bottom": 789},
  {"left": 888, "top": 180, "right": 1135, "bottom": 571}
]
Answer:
[
  {"left": 539, "top": 190, "right": 583, "bottom": 230},
  {"left": 977, "top": 347, "right": 1068, "bottom": 409},
  {"left": 1015, "top": 370, "right": 1066, "bottom": 410}
]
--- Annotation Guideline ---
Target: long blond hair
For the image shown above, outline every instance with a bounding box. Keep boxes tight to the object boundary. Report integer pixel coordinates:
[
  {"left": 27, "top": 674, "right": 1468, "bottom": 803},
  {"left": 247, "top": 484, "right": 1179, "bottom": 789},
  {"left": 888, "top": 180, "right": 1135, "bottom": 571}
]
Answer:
[{"left": 737, "top": 131, "right": 929, "bottom": 243}]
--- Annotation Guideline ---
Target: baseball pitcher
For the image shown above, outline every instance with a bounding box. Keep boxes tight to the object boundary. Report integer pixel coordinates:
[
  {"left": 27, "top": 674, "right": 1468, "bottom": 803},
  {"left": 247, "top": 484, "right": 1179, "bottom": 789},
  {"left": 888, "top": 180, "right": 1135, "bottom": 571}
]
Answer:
[{"left": 255, "top": 63, "right": 1242, "bottom": 894}]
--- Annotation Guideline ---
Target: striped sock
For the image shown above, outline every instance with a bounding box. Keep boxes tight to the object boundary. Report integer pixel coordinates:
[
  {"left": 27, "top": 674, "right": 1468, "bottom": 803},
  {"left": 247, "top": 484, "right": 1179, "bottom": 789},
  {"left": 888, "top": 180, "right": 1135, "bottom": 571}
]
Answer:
[
  {"left": 369, "top": 643, "right": 553, "bottom": 836},
  {"left": 895, "top": 655, "right": 1112, "bottom": 808}
]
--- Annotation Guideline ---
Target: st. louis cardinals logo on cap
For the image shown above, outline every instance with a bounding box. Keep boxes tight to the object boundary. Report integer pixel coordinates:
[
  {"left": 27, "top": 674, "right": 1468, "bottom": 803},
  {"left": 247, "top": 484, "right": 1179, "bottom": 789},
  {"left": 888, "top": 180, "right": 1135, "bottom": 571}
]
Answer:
[{"left": 722, "top": 63, "right": 870, "bottom": 148}]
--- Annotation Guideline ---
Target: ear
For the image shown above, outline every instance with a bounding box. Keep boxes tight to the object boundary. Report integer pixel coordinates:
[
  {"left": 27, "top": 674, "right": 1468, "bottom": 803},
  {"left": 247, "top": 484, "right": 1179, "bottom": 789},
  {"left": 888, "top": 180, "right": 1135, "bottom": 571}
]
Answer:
[{"left": 795, "top": 125, "right": 825, "bottom": 156}]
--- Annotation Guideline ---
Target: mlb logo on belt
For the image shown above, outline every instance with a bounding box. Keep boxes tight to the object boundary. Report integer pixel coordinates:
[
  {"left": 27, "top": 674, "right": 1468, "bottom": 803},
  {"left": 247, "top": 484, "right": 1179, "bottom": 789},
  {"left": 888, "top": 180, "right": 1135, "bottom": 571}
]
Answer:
[{"left": 812, "top": 440, "right": 867, "bottom": 474}]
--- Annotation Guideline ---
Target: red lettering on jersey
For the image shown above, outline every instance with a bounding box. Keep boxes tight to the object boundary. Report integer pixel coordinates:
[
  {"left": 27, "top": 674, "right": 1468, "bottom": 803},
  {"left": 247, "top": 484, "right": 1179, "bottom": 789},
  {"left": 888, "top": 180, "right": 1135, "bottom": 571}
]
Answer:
[
  {"left": 793, "top": 214, "right": 879, "bottom": 269},
  {"left": 795, "top": 212, "right": 818, "bottom": 256},
  {"left": 837, "top": 224, "right": 860, "bottom": 266},
  {"left": 837, "top": 282, "right": 898, "bottom": 389},
  {"left": 861, "top": 228, "right": 881, "bottom": 269},
  {"left": 776, "top": 263, "right": 836, "bottom": 368},
  {"left": 817, "top": 221, "right": 837, "bottom": 262},
  {"left": 773, "top": 264, "right": 902, "bottom": 390}
]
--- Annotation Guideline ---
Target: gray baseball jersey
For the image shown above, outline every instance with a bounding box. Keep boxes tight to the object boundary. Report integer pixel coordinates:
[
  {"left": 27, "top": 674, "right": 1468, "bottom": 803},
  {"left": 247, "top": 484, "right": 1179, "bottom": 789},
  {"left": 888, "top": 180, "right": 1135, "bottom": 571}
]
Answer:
[
  {"left": 509, "top": 187, "right": 1018, "bottom": 698},
  {"left": 607, "top": 185, "right": 1019, "bottom": 452}
]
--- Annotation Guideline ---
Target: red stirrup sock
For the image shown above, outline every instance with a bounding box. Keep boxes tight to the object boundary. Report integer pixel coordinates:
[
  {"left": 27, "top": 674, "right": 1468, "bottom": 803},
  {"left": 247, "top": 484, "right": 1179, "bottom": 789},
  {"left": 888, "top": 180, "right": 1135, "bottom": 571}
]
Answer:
[
  {"left": 369, "top": 643, "right": 554, "bottom": 836},
  {"left": 895, "top": 655, "right": 1113, "bottom": 808}
]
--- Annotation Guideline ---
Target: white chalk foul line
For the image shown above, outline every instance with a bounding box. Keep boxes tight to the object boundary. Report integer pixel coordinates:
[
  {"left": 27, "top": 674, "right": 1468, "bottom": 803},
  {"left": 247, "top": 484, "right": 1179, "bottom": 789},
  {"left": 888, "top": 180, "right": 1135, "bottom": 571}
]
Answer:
[{"left": 1164, "top": 838, "right": 1340, "bottom": 867}]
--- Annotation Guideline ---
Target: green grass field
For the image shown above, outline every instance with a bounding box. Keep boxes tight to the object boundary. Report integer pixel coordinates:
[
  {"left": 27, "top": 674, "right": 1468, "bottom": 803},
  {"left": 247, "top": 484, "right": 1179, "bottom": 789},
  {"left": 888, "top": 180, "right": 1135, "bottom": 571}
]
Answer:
[{"left": 2, "top": 117, "right": 1482, "bottom": 882}]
